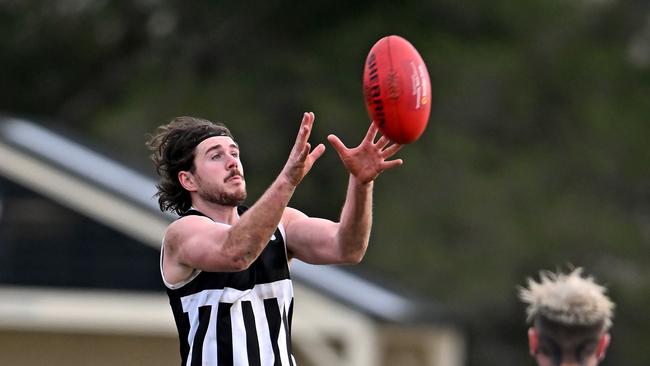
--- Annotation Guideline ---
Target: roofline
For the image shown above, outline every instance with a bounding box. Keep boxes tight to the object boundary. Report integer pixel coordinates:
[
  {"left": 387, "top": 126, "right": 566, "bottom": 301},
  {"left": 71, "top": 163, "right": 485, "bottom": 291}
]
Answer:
[
  {"left": 0, "top": 285, "right": 175, "bottom": 336},
  {"left": 0, "top": 139, "right": 170, "bottom": 245}
]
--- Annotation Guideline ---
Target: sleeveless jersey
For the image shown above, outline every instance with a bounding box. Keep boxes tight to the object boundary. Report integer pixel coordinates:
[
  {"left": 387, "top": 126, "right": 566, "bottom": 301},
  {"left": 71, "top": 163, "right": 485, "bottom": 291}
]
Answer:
[{"left": 161, "top": 207, "right": 296, "bottom": 366}]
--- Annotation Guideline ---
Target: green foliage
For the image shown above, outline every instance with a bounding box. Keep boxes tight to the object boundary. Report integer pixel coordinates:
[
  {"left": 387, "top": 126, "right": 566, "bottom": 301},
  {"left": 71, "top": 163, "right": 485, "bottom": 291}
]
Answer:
[{"left": 2, "top": 1, "right": 649, "bottom": 365}]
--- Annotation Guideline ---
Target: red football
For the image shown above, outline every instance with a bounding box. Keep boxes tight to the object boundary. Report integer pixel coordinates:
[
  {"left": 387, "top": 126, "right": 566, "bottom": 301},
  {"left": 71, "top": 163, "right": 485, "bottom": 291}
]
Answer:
[{"left": 363, "top": 35, "right": 431, "bottom": 144}]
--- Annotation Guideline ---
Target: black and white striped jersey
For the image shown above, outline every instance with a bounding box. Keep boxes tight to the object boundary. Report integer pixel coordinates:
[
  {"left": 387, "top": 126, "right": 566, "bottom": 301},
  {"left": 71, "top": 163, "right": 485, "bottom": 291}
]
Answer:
[{"left": 161, "top": 207, "right": 296, "bottom": 366}]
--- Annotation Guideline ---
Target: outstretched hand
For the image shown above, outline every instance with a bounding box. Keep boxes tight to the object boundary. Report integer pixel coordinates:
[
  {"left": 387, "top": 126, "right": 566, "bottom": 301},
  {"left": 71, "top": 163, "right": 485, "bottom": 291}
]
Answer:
[
  {"left": 327, "top": 122, "right": 403, "bottom": 184},
  {"left": 281, "top": 112, "right": 326, "bottom": 187}
]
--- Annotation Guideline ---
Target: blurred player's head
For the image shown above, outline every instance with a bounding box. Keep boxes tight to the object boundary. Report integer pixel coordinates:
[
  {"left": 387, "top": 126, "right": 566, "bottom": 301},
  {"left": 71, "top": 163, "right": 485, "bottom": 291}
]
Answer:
[
  {"left": 147, "top": 116, "right": 239, "bottom": 214},
  {"left": 519, "top": 267, "right": 614, "bottom": 366}
]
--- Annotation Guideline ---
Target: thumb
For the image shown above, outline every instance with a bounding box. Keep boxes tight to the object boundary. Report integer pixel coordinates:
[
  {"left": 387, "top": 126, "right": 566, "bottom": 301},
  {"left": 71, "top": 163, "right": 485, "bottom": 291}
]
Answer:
[
  {"left": 309, "top": 143, "right": 326, "bottom": 161},
  {"left": 327, "top": 134, "right": 348, "bottom": 157}
]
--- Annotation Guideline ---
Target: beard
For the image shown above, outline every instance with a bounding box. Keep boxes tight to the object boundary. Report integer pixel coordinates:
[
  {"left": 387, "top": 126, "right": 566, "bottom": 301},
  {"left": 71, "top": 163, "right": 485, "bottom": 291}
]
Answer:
[
  {"left": 198, "top": 184, "right": 247, "bottom": 206},
  {"left": 195, "top": 172, "right": 247, "bottom": 207}
]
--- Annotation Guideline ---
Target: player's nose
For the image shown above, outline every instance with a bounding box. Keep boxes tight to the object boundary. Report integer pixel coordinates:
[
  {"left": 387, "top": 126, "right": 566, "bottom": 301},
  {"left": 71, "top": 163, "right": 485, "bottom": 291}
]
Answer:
[{"left": 225, "top": 154, "right": 238, "bottom": 169}]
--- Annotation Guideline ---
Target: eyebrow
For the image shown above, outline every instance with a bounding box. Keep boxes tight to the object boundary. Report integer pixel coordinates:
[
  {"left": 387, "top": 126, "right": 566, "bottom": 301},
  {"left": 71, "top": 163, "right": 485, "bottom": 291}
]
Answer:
[{"left": 204, "top": 143, "right": 239, "bottom": 156}]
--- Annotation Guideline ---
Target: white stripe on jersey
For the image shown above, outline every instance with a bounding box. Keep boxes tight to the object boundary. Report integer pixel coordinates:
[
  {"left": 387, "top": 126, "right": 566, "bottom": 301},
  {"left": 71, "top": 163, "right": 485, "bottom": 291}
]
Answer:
[
  {"left": 230, "top": 302, "right": 248, "bottom": 365},
  {"left": 251, "top": 291, "right": 274, "bottom": 366},
  {"left": 204, "top": 306, "right": 217, "bottom": 366},
  {"left": 180, "top": 279, "right": 294, "bottom": 311},
  {"left": 277, "top": 309, "right": 290, "bottom": 365}
]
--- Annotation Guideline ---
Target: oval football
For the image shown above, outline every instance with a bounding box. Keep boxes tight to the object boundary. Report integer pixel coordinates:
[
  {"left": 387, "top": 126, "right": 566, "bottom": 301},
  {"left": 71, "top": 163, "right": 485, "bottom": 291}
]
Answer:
[{"left": 363, "top": 35, "right": 431, "bottom": 144}]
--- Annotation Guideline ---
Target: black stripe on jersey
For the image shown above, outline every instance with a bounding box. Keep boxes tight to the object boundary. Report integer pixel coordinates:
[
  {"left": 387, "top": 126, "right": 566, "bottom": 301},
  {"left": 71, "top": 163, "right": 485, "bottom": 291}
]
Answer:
[
  {"left": 288, "top": 299, "right": 294, "bottom": 331},
  {"left": 264, "top": 298, "right": 282, "bottom": 366},
  {"left": 179, "top": 312, "right": 191, "bottom": 366},
  {"left": 242, "top": 301, "right": 261, "bottom": 366},
  {"left": 217, "top": 302, "right": 233, "bottom": 365},
  {"left": 282, "top": 304, "right": 294, "bottom": 366},
  {"left": 191, "top": 305, "right": 212, "bottom": 366}
]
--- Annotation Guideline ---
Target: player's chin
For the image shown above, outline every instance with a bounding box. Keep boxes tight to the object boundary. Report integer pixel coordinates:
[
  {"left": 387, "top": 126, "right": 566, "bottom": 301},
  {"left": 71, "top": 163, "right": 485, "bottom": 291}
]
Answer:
[
  {"left": 233, "top": 188, "right": 247, "bottom": 202},
  {"left": 220, "top": 189, "right": 247, "bottom": 207}
]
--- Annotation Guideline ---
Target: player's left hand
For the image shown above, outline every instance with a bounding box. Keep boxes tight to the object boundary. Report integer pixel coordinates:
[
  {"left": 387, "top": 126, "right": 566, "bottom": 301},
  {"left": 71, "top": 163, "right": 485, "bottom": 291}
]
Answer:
[{"left": 327, "top": 122, "right": 403, "bottom": 184}]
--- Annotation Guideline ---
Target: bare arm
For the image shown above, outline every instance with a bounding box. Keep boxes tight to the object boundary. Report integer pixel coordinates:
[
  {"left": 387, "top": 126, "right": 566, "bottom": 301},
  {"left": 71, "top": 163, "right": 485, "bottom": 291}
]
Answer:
[
  {"left": 285, "top": 122, "right": 402, "bottom": 264},
  {"left": 165, "top": 112, "right": 325, "bottom": 275}
]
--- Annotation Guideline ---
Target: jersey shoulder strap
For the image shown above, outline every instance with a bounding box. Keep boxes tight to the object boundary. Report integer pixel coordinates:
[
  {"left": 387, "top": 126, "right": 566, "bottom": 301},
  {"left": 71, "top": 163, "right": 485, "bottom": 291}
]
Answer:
[
  {"left": 181, "top": 208, "right": 208, "bottom": 218},
  {"left": 181, "top": 206, "right": 249, "bottom": 220}
]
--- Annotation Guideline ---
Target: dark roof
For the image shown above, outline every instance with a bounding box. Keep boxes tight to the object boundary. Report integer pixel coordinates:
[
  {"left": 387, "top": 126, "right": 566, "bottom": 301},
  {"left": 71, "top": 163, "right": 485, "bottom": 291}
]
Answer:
[{"left": 0, "top": 116, "right": 444, "bottom": 324}]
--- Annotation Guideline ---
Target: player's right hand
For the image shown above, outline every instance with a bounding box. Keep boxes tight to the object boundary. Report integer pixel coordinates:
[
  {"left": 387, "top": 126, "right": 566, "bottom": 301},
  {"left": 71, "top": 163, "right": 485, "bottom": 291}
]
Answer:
[{"left": 281, "top": 112, "right": 326, "bottom": 187}]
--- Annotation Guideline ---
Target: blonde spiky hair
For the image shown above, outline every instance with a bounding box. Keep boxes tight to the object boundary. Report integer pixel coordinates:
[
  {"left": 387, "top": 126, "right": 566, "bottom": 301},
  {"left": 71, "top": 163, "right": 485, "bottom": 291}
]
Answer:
[{"left": 519, "top": 267, "right": 615, "bottom": 331}]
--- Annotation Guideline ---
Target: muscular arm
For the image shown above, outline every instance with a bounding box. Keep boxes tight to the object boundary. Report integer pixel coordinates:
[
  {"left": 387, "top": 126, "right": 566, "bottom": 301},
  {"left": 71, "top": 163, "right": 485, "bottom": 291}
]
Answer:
[{"left": 285, "top": 176, "right": 372, "bottom": 264}]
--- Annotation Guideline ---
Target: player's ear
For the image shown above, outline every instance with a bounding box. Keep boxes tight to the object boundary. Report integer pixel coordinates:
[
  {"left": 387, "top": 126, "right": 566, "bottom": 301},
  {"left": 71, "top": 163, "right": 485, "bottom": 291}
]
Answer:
[
  {"left": 178, "top": 170, "right": 197, "bottom": 192},
  {"left": 596, "top": 333, "right": 611, "bottom": 360},
  {"left": 528, "top": 327, "right": 539, "bottom": 356}
]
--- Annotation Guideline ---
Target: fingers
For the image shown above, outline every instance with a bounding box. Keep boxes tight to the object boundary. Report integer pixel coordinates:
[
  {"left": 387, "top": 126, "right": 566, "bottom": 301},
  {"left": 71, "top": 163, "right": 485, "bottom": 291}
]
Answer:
[
  {"left": 298, "top": 141, "right": 326, "bottom": 164},
  {"left": 381, "top": 142, "right": 403, "bottom": 158},
  {"left": 294, "top": 112, "right": 315, "bottom": 149},
  {"left": 297, "top": 142, "right": 311, "bottom": 161},
  {"left": 295, "top": 113, "right": 326, "bottom": 164},
  {"left": 364, "top": 122, "right": 379, "bottom": 143},
  {"left": 381, "top": 158, "right": 403, "bottom": 171},
  {"left": 375, "top": 135, "right": 391, "bottom": 150}
]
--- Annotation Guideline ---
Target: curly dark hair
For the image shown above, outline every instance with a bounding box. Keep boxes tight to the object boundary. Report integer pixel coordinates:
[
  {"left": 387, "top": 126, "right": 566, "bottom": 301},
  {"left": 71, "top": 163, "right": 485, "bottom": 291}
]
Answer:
[{"left": 146, "top": 116, "right": 234, "bottom": 215}]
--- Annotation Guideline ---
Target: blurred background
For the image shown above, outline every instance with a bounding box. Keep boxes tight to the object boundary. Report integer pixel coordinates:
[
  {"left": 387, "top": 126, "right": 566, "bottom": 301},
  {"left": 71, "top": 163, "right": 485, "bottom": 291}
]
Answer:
[{"left": 1, "top": 0, "right": 649, "bottom": 365}]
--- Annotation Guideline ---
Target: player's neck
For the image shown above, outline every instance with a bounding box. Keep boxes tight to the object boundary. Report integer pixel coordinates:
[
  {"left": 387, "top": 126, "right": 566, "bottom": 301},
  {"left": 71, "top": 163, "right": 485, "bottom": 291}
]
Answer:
[{"left": 191, "top": 200, "right": 239, "bottom": 225}]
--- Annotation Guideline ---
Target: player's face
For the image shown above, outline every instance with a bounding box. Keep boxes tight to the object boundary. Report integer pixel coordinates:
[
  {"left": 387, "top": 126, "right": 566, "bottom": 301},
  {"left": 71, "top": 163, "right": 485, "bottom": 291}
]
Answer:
[{"left": 192, "top": 136, "right": 246, "bottom": 206}]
